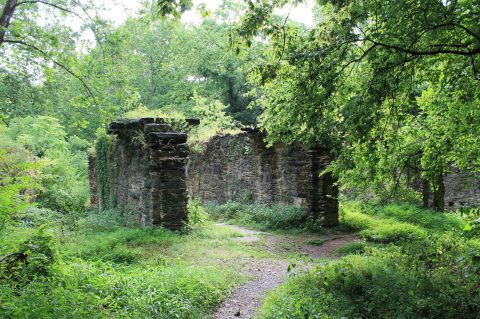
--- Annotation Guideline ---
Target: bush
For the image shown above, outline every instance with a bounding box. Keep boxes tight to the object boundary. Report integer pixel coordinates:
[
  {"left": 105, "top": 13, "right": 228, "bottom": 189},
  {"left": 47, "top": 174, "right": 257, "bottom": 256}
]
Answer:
[
  {"left": 259, "top": 201, "right": 480, "bottom": 319},
  {"left": 207, "top": 201, "right": 309, "bottom": 231},
  {"left": 63, "top": 227, "right": 180, "bottom": 264},
  {"left": 0, "top": 260, "right": 233, "bottom": 319},
  {"left": 6, "top": 116, "right": 90, "bottom": 215},
  {"left": 0, "top": 227, "right": 57, "bottom": 284},
  {"left": 340, "top": 209, "right": 376, "bottom": 231},
  {"left": 460, "top": 207, "right": 480, "bottom": 238},
  {"left": 78, "top": 209, "right": 134, "bottom": 232},
  {"left": 259, "top": 242, "right": 480, "bottom": 319},
  {"left": 360, "top": 223, "right": 427, "bottom": 243},
  {"left": 335, "top": 241, "right": 369, "bottom": 256},
  {"left": 188, "top": 199, "right": 208, "bottom": 226},
  {"left": 342, "top": 202, "right": 433, "bottom": 244},
  {"left": 367, "top": 202, "right": 466, "bottom": 232},
  {"left": 16, "top": 207, "right": 63, "bottom": 228}
]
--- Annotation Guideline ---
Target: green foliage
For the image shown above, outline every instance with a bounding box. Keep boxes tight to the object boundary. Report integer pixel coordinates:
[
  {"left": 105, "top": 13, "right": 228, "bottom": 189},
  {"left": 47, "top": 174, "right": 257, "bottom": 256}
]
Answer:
[
  {"left": 63, "top": 227, "right": 174, "bottom": 264},
  {"left": 188, "top": 198, "right": 209, "bottom": 226},
  {"left": 259, "top": 201, "right": 480, "bottom": 318},
  {"left": 207, "top": 201, "right": 311, "bottom": 231},
  {"left": 366, "top": 202, "right": 466, "bottom": 232},
  {"left": 306, "top": 238, "right": 324, "bottom": 246},
  {"left": 1, "top": 1, "right": 260, "bottom": 143},
  {"left": 240, "top": 0, "right": 480, "bottom": 200},
  {"left": 124, "top": 97, "right": 242, "bottom": 152},
  {"left": 260, "top": 242, "right": 480, "bottom": 319},
  {"left": 335, "top": 241, "right": 369, "bottom": 256},
  {"left": 157, "top": 0, "right": 193, "bottom": 18},
  {"left": 0, "top": 260, "right": 232, "bottom": 319},
  {"left": 0, "top": 215, "right": 246, "bottom": 319},
  {"left": 16, "top": 206, "right": 63, "bottom": 228},
  {"left": 341, "top": 201, "right": 466, "bottom": 244},
  {"left": 459, "top": 207, "right": 480, "bottom": 238},
  {"left": 359, "top": 223, "right": 427, "bottom": 244},
  {"left": 78, "top": 209, "right": 139, "bottom": 233},
  {"left": 1, "top": 227, "right": 57, "bottom": 284},
  {"left": 94, "top": 131, "right": 114, "bottom": 211},
  {"left": 0, "top": 127, "right": 38, "bottom": 230},
  {"left": 5, "top": 116, "right": 89, "bottom": 215}
]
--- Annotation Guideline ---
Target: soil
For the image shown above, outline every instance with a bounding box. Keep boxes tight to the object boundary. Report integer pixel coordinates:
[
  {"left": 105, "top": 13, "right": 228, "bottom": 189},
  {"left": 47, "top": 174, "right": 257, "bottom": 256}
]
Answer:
[{"left": 212, "top": 224, "right": 357, "bottom": 319}]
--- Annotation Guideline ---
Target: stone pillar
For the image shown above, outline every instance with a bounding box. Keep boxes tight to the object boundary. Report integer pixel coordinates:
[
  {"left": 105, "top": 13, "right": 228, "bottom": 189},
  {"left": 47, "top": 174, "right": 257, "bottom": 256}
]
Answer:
[
  {"left": 102, "top": 118, "right": 198, "bottom": 230},
  {"left": 147, "top": 130, "right": 189, "bottom": 229},
  {"left": 310, "top": 148, "right": 339, "bottom": 226}
]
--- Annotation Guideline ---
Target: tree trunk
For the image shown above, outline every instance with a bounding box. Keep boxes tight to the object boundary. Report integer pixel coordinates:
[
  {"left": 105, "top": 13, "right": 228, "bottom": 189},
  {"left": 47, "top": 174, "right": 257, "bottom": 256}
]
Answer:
[
  {"left": 432, "top": 174, "right": 445, "bottom": 211},
  {"left": 422, "top": 178, "right": 430, "bottom": 208},
  {"left": 0, "top": 0, "right": 17, "bottom": 46},
  {"left": 422, "top": 175, "right": 445, "bottom": 211}
]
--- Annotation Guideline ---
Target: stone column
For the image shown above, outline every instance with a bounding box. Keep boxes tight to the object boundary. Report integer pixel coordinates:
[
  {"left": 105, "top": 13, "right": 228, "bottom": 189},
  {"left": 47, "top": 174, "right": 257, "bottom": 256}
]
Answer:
[
  {"left": 103, "top": 118, "right": 198, "bottom": 230},
  {"left": 147, "top": 129, "right": 190, "bottom": 229}
]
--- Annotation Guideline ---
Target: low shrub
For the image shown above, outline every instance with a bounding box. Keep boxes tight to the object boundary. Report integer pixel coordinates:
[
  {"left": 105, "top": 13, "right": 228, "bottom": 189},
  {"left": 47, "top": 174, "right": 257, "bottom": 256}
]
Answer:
[
  {"left": 63, "top": 228, "right": 180, "bottom": 264},
  {"left": 0, "top": 260, "right": 233, "bottom": 319},
  {"left": 188, "top": 199, "right": 209, "bottom": 226},
  {"left": 259, "top": 202, "right": 480, "bottom": 319},
  {"left": 335, "top": 241, "right": 369, "bottom": 255},
  {"left": 340, "top": 209, "right": 376, "bottom": 231},
  {"left": 0, "top": 227, "right": 57, "bottom": 284},
  {"left": 78, "top": 209, "right": 131, "bottom": 232},
  {"left": 360, "top": 222, "right": 428, "bottom": 244},
  {"left": 15, "top": 206, "right": 63, "bottom": 228},
  {"left": 259, "top": 242, "right": 480, "bottom": 319},
  {"left": 342, "top": 202, "right": 432, "bottom": 244},
  {"left": 207, "top": 201, "right": 309, "bottom": 231},
  {"left": 460, "top": 207, "right": 480, "bottom": 238},
  {"left": 367, "top": 202, "right": 466, "bottom": 232},
  {"left": 0, "top": 221, "right": 240, "bottom": 319}
]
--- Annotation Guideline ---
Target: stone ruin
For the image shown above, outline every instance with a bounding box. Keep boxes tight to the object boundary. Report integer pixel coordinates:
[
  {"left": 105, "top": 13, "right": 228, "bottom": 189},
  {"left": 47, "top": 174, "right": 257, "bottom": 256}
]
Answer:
[
  {"left": 89, "top": 119, "right": 340, "bottom": 229},
  {"left": 187, "top": 129, "right": 339, "bottom": 226},
  {"left": 89, "top": 118, "right": 199, "bottom": 230},
  {"left": 415, "top": 168, "right": 480, "bottom": 211},
  {"left": 89, "top": 118, "right": 480, "bottom": 230}
]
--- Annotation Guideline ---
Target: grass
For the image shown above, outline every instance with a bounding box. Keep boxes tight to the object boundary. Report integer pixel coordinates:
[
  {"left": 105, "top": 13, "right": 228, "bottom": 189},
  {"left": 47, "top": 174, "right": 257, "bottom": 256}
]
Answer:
[
  {"left": 257, "top": 201, "right": 480, "bottom": 319},
  {"left": 340, "top": 201, "right": 448, "bottom": 244},
  {"left": 4, "top": 200, "right": 479, "bottom": 319},
  {"left": 357, "top": 201, "right": 466, "bottom": 231},
  {"left": 0, "top": 210, "right": 269, "bottom": 319},
  {"left": 335, "top": 241, "right": 370, "bottom": 255},
  {"left": 206, "top": 201, "right": 322, "bottom": 232}
]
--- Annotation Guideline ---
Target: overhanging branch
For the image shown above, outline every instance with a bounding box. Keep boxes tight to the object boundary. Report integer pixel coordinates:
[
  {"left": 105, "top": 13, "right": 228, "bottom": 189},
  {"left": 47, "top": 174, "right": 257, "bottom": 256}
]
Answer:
[
  {"left": 4, "top": 39, "right": 98, "bottom": 105},
  {"left": 15, "top": 0, "right": 75, "bottom": 14}
]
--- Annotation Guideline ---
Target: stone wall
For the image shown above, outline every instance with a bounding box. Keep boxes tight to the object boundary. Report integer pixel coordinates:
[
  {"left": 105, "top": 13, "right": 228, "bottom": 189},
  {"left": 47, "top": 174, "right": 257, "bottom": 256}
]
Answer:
[
  {"left": 90, "top": 120, "right": 340, "bottom": 228},
  {"left": 186, "top": 131, "right": 339, "bottom": 226},
  {"left": 91, "top": 118, "right": 196, "bottom": 230},
  {"left": 444, "top": 169, "right": 480, "bottom": 210},
  {"left": 90, "top": 118, "right": 480, "bottom": 230},
  {"left": 406, "top": 167, "right": 480, "bottom": 211}
]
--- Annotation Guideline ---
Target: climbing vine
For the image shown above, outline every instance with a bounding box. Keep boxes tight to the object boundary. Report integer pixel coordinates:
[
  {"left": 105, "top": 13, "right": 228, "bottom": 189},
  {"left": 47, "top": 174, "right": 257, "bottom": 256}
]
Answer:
[{"left": 95, "top": 133, "right": 113, "bottom": 211}]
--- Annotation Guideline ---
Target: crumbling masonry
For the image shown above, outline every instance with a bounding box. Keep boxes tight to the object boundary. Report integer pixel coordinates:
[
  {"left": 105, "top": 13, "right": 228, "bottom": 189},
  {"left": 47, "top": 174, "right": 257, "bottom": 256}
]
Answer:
[
  {"left": 89, "top": 118, "right": 198, "bottom": 229},
  {"left": 89, "top": 119, "right": 340, "bottom": 229},
  {"left": 89, "top": 118, "right": 480, "bottom": 230},
  {"left": 186, "top": 130, "right": 339, "bottom": 226}
]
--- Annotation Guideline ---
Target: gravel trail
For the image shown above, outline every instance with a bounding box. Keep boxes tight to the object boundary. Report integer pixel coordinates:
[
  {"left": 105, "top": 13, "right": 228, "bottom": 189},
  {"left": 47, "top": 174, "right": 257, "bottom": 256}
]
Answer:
[{"left": 212, "top": 224, "right": 357, "bottom": 319}]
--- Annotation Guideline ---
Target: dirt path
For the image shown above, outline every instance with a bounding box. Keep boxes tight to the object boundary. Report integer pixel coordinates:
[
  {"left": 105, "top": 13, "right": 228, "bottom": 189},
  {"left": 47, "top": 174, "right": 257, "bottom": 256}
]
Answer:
[{"left": 212, "top": 224, "right": 357, "bottom": 319}]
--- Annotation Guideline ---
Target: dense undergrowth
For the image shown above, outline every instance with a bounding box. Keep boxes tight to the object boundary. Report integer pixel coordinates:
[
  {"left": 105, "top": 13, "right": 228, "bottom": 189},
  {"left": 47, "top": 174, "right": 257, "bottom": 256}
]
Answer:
[
  {"left": 257, "top": 201, "right": 480, "bottom": 319},
  {"left": 0, "top": 207, "right": 253, "bottom": 319},
  {"left": 3, "top": 200, "right": 480, "bottom": 319},
  {"left": 206, "top": 201, "right": 322, "bottom": 232}
]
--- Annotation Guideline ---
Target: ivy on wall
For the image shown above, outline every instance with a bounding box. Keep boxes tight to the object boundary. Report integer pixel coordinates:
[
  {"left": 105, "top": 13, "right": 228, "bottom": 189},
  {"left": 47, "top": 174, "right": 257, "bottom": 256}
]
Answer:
[{"left": 95, "top": 133, "right": 113, "bottom": 211}]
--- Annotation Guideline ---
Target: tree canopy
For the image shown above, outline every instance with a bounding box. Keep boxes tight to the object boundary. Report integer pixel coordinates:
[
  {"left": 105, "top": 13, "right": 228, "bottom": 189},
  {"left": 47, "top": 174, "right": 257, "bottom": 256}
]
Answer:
[{"left": 237, "top": 0, "right": 480, "bottom": 202}]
